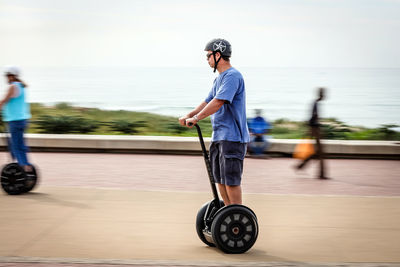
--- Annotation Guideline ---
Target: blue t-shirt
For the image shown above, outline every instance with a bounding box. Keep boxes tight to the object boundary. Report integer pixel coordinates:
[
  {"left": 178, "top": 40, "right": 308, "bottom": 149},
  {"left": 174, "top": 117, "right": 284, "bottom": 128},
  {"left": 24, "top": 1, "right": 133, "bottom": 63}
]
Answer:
[
  {"left": 205, "top": 67, "right": 250, "bottom": 143},
  {"left": 2, "top": 82, "right": 31, "bottom": 122},
  {"left": 248, "top": 116, "right": 271, "bottom": 134}
]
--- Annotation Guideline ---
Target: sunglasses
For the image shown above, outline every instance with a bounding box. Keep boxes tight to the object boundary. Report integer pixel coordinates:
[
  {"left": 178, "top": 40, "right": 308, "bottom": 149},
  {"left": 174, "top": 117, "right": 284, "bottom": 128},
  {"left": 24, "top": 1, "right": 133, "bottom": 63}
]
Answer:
[{"left": 206, "top": 52, "right": 214, "bottom": 60}]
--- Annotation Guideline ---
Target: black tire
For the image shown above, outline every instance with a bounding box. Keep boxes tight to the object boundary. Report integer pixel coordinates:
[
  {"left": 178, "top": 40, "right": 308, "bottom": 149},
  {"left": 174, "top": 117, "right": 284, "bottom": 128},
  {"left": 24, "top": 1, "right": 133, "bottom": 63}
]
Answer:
[
  {"left": 1, "top": 163, "right": 26, "bottom": 195},
  {"left": 196, "top": 200, "right": 224, "bottom": 247},
  {"left": 211, "top": 205, "right": 258, "bottom": 254},
  {"left": 21, "top": 165, "right": 38, "bottom": 193}
]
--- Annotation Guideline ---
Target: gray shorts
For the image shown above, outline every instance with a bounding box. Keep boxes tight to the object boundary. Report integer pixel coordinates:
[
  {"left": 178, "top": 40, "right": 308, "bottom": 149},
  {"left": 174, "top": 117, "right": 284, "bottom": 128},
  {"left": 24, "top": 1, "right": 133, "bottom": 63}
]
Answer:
[{"left": 209, "top": 141, "right": 247, "bottom": 186}]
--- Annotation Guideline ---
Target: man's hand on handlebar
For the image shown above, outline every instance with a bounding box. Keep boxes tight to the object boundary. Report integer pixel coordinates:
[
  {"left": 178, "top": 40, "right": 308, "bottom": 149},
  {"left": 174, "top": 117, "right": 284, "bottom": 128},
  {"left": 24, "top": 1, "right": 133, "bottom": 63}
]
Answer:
[
  {"left": 178, "top": 115, "right": 190, "bottom": 126},
  {"left": 185, "top": 117, "right": 197, "bottom": 128}
]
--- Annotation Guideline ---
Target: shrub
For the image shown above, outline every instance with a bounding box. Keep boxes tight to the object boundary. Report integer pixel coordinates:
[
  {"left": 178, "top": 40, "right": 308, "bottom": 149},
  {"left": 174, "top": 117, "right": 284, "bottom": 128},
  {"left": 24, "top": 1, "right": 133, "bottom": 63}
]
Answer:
[
  {"left": 36, "top": 115, "right": 99, "bottom": 134},
  {"left": 270, "top": 126, "right": 291, "bottom": 134},
  {"left": 163, "top": 122, "right": 189, "bottom": 134},
  {"left": 320, "top": 123, "right": 351, "bottom": 140},
  {"left": 273, "top": 118, "right": 291, "bottom": 124},
  {"left": 108, "top": 120, "right": 146, "bottom": 134},
  {"left": 74, "top": 118, "right": 100, "bottom": 133},
  {"left": 55, "top": 102, "right": 73, "bottom": 110},
  {"left": 377, "top": 124, "right": 399, "bottom": 140}
]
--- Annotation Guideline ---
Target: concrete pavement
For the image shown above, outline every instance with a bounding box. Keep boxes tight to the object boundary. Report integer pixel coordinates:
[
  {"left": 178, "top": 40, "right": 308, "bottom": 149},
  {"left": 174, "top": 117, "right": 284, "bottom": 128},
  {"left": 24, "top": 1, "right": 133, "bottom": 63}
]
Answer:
[{"left": 0, "top": 153, "right": 399, "bottom": 266}]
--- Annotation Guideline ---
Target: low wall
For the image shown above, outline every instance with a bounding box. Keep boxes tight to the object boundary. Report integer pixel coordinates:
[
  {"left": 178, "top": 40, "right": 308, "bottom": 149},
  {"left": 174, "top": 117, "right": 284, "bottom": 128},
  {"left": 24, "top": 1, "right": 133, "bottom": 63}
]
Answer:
[{"left": 1, "top": 134, "right": 399, "bottom": 159}]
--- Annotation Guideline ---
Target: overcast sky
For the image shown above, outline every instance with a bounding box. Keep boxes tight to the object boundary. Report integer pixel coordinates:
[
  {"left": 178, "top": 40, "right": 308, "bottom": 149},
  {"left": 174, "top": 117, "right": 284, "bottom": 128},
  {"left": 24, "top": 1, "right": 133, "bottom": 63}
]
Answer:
[{"left": 0, "top": 0, "right": 399, "bottom": 68}]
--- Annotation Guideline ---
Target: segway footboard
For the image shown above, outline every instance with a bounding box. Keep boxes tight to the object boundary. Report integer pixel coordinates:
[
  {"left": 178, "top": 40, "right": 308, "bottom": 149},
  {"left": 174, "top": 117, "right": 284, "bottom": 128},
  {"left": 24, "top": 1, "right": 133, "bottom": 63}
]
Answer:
[{"left": 196, "top": 199, "right": 224, "bottom": 247}]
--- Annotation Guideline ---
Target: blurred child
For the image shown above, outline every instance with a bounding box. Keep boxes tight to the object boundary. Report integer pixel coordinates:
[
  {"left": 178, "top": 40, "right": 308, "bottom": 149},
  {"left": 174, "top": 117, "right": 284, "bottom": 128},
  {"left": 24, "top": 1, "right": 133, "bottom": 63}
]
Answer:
[{"left": 248, "top": 109, "right": 271, "bottom": 157}]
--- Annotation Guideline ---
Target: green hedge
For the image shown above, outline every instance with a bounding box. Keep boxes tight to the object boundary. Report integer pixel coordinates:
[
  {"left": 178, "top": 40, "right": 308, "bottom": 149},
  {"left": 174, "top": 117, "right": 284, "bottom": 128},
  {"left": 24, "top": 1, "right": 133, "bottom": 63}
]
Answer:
[{"left": 35, "top": 115, "right": 100, "bottom": 134}]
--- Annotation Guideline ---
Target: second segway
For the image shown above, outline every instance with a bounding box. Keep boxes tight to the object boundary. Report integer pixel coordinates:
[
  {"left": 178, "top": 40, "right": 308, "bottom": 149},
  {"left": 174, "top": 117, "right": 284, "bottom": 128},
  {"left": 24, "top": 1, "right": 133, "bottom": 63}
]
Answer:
[
  {"left": 192, "top": 123, "right": 258, "bottom": 254},
  {"left": 1, "top": 132, "right": 38, "bottom": 195}
]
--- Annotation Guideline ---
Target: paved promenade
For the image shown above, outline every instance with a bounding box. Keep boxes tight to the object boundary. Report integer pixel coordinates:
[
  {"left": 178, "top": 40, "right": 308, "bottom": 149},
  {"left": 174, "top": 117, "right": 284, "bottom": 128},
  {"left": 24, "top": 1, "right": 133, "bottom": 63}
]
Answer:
[{"left": 0, "top": 152, "right": 399, "bottom": 267}]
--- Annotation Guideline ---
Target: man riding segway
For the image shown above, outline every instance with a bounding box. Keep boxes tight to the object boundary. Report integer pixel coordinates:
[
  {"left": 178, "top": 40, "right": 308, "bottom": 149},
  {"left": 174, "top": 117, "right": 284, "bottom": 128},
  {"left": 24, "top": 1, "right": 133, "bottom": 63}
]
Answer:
[
  {"left": 179, "top": 39, "right": 258, "bottom": 254},
  {"left": 179, "top": 38, "right": 250, "bottom": 205}
]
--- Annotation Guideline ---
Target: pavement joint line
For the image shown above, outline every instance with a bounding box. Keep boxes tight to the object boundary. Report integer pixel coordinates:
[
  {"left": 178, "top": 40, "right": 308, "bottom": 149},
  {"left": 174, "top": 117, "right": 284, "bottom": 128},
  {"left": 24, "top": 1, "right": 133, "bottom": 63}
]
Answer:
[
  {"left": 1, "top": 257, "right": 400, "bottom": 267},
  {"left": 27, "top": 186, "right": 400, "bottom": 198}
]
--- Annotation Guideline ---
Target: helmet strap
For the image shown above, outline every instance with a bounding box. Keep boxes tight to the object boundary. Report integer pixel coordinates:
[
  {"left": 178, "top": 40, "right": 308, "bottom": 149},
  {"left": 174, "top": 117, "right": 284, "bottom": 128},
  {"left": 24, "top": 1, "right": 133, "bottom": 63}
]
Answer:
[{"left": 212, "top": 52, "right": 222, "bottom": 73}]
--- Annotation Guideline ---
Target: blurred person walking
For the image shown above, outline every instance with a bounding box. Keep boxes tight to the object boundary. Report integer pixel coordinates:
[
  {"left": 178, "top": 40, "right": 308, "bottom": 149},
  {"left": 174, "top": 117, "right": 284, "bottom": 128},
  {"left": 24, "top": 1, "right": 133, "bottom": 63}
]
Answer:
[
  {"left": 179, "top": 39, "right": 250, "bottom": 205},
  {"left": 296, "top": 87, "right": 328, "bottom": 179},
  {"left": 0, "top": 66, "right": 33, "bottom": 173}
]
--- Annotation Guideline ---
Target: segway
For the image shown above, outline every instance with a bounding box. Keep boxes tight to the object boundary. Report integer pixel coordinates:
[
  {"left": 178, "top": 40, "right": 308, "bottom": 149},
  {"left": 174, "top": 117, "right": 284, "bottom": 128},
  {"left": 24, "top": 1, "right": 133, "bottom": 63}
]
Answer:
[
  {"left": 191, "top": 123, "right": 258, "bottom": 254},
  {"left": 1, "top": 131, "right": 38, "bottom": 195}
]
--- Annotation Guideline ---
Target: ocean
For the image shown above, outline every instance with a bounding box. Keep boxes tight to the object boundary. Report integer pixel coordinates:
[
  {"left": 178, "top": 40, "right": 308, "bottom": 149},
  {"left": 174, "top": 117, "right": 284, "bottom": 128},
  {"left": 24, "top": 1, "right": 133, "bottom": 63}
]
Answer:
[{"left": 5, "top": 66, "right": 400, "bottom": 129}]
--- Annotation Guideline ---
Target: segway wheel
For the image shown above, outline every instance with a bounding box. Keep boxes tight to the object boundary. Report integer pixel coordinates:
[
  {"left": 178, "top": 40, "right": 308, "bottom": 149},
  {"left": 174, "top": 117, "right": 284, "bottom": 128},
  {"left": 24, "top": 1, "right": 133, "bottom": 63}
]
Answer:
[
  {"left": 21, "top": 165, "right": 38, "bottom": 193},
  {"left": 211, "top": 205, "right": 258, "bottom": 254},
  {"left": 1, "top": 163, "right": 26, "bottom": 195},
  {"left": 196, "top": 200, "right": 224, "bottom": 247}
]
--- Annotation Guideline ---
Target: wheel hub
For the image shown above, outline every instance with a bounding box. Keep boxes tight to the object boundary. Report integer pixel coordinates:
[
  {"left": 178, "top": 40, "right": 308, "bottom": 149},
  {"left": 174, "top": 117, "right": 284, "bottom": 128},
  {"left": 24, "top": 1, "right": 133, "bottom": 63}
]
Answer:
[{"left": 232, "top": 226, "right": 240, "bottom": 235}]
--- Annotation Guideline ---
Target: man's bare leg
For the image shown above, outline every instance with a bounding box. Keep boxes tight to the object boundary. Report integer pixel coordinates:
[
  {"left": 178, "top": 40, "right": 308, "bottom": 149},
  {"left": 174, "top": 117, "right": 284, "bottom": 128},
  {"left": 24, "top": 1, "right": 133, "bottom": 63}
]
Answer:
[
  {"left": 218, "top": 183, "right": 231, "bottom": 205},
  {"left": 226, "top": 185, "right": 242, "bottom": 205}
]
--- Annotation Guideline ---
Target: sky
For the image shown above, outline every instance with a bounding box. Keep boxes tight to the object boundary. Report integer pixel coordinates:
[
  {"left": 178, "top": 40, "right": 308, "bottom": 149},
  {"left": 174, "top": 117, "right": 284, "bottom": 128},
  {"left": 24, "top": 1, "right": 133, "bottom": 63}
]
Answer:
[{"left": 0, "top": 0, "right": 399, "bottom": 68}]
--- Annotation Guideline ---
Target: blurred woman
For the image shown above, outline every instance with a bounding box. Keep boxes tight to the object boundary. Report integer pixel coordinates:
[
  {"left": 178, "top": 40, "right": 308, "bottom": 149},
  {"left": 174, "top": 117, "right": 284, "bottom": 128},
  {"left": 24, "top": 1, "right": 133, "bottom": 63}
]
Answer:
[{"left": 0, "top": 66, "right": 32, "bottom": 173}]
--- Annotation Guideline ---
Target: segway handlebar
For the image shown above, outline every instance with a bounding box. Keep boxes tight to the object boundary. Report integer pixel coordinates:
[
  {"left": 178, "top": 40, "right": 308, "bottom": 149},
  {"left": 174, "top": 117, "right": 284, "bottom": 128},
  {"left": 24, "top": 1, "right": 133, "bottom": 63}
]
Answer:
[
  {"left": 188, "top": 123, "right": 206, "bottom": 153},
  {"left": 188, "top": 122, "right": 220, "bottom": 205}
]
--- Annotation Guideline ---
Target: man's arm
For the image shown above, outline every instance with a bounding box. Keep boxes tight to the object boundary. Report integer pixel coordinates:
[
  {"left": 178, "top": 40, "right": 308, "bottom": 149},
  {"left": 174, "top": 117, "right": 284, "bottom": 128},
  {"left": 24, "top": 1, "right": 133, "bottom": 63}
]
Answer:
[
  {"left": 178, "top": 101, "right": 208, "bottom": 126},
  {"left": 185, "top": 98, "right": 225, "bottom": 127},
  {"left": 188, "top": 101, "right": 208, "bottom": 118},
  {"left": 195, "top": 98, "right": 225, "bottom": 121}
]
